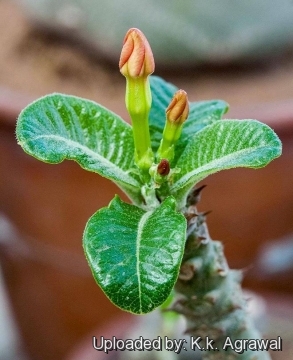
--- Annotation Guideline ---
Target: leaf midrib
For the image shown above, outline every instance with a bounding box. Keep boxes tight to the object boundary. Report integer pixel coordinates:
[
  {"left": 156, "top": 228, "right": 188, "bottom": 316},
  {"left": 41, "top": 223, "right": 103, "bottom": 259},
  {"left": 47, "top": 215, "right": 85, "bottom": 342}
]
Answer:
[
  {"left": 25, "top": 133, "right": 139, "bottom": 187},
  {"left": 136, "top": 210, "right": 152, "bottom": 313},
  {"left": 171, "top": 143, "right": 277, "bottom": 192}
]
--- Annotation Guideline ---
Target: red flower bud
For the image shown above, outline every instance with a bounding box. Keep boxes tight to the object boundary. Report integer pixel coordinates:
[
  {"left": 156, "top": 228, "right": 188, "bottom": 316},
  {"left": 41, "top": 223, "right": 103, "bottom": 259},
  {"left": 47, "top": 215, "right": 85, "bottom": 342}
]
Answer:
[{"left": 119, "top": 28, "right": 155, "bottom": 78}]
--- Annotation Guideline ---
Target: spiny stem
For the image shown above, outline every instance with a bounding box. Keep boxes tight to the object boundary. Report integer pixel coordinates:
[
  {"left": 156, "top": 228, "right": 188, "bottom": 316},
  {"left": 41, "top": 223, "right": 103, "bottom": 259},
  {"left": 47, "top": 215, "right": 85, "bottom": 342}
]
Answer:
[{"left": 172, "top": 207, "right": 271, "bottom": 360}]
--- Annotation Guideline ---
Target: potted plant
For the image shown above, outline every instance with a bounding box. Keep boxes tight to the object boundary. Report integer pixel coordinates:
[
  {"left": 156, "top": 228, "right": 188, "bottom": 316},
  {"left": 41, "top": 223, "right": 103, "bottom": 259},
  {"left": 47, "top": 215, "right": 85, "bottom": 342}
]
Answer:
[{"left": 15, "top": 28, "right": 282, "bottom": 359}]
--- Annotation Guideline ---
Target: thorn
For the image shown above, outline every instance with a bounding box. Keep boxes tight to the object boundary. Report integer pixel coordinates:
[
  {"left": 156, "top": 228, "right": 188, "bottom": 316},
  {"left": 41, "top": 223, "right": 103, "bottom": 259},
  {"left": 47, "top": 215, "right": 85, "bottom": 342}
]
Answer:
[
  {"left": 216, "top": 268, "right": 227, "bottom": 277},
  {"left": 228, "top": 303, "right": 242, "bottom": 312},
  {"left": 198, "top": 236, "right": 209, "bottom": 245},
  {"left": 171, "top": 300, "right": 196, "bottom": 317},
  {"left": 179, "top": 263, "right": 196, "bottom": 281},
  {"left": 178, "top": 308, "right": 197, "bottom": 318},
  {"left": 185, "top": 213, "right": 198, "bottom": 223},
  {"left": 202, "top": 210, "right": 212, "bottom": 217},
  {"left": 174, "top": 298, "right": 189, "bottom": 307},
  {"left": 186, "top": 184, "right": 207, "bottom": 206},
  {"left": 241, "top": 264, "right": 254, "bottom": 274},
  {"left": 193, "top": 184, "right": 207, "bottom": 196}
]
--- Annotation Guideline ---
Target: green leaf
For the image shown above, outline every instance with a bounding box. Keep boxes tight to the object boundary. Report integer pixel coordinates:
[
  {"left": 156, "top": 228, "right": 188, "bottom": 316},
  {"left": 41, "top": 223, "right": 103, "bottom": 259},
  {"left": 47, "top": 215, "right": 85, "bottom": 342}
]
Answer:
[
  {"left": 174, "top": 99, "right": 229, "bottom": 162},
  {"left": 83, "top": 196, "right": 186, "bottom": 314},
  {"left": 149, "top": 76, "right": 229, "bottom": 162},
  {"left": 16, "top": 94, "right": 142, "bottom": 203},
  {"left": 171, "top": 120, "right": 282, "bottom": 207},
  {"left": 184, "top": 100, "right": 229, "bottom": 137}
]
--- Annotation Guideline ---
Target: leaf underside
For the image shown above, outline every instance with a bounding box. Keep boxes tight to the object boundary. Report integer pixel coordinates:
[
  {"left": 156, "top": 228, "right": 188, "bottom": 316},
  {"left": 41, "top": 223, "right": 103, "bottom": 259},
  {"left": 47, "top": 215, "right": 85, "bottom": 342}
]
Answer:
[
  {"left": 172, "top": 119, "right": 282, "bottom": 207},
  {"left": 16, "top": 93, "right": 142, "bottom": 203},
  {"left": 83, "top": 196, "right": 186, "bottom": 314}
]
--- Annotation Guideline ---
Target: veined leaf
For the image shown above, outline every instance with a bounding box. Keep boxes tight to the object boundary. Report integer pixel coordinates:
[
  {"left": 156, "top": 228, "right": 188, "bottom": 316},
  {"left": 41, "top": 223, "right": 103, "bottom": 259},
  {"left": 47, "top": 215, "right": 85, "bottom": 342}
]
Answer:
[
  {"left": 185, "top": 100, "right": 229, "bottom": 136},
  {"left": 83, "top": 196, "right": 186, "bottom": 314},
  {"left": 149, "top": 76, "right": 229, "bottom": 162},
  {"left": 173, "top": 99, "right": 229, "bottom": 163},
  {"left": 171, "top": 120, "right": 282, "bottom": 208},
  {"left": 16, "top": 94, "right": 142, "bottom": 203}
]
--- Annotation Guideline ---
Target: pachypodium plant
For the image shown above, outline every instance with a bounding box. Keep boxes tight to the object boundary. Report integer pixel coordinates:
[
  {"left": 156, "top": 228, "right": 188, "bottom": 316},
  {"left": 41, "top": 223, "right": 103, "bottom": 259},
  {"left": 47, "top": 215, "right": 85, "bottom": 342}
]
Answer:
[{"left": 16, "top": 28, "right": 281, "bottom": 359}]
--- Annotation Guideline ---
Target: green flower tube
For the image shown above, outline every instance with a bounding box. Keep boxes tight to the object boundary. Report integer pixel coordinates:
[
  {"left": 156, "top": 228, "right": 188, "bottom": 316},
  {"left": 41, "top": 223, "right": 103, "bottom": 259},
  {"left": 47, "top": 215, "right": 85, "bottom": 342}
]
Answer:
[
  {"left": 119, "top": 28, "right": 154, "bottom": 172},
  {"left": 157, "top": 89, "right": 189, "bottom": 162}
]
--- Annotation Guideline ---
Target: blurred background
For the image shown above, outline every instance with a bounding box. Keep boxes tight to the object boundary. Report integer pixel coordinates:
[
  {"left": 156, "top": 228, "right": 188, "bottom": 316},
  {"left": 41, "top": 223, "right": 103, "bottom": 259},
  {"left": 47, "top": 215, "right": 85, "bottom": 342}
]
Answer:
[{"left": 1, "top": 0, "right": 293, "bottom": 359}]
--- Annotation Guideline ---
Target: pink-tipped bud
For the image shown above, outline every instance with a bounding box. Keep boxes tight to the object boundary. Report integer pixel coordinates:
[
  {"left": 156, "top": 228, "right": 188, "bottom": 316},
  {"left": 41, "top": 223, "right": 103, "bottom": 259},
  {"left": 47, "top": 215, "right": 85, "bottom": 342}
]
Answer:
[
  {"left": 119, "top": 28, "right": 155, "bottom": 78},
  {"left": 166, "top": 90, "right": 189, "bottom": 124}
]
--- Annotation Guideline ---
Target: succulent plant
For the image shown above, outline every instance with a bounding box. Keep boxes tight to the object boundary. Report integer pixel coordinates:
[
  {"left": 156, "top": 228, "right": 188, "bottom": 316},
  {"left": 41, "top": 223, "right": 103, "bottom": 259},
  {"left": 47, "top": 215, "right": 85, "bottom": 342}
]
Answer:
[{"left": 16, "top": 28, "right": 281, "bottom": 359}]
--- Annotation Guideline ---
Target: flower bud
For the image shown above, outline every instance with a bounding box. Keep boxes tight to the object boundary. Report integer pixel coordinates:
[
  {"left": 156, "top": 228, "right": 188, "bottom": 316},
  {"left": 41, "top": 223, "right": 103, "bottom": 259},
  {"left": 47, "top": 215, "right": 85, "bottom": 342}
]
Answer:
[
  {"left": 166, "top": 90, "right": 189, "bottom": 124},
  {"left": 119, "top": 28, "right": 155, "bottom": 78},
  {"left": 119, "top": 28, "right": 154, "bottom": 173},
  {"left": 157, "top": 90, "right": 189, "bottom": 162},
  {"left": 157, "top": 159, "right": 170, "bottom": 176}
]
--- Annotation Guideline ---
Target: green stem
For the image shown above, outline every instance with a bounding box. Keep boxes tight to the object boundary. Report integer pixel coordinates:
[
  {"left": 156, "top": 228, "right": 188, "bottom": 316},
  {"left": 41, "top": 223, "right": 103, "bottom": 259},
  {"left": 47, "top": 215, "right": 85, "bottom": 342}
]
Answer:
[
  {"left": 172, "top": 211, "right": 271, "bottom": 360},
  {"left": 125, "top": 76, "right": 153, "bottom": 171},
  {"left": 157, "top": 122, "right": 183, "bottom": 162}
]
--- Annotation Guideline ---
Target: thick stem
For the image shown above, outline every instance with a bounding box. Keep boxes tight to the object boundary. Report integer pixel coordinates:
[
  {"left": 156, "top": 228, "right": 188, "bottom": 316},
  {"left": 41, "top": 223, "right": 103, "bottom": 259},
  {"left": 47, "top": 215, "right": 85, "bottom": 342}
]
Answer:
[{"left": 172, "top": 209, "right": 271, "bottom": 360}]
